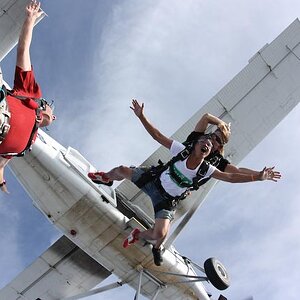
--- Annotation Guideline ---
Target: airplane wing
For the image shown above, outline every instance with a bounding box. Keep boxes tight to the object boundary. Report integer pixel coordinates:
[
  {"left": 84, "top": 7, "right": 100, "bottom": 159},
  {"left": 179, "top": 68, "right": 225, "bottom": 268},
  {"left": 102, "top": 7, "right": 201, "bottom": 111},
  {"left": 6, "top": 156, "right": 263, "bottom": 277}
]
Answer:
[
  {"left": 116, "top": 18, "right": 300, "bottom": 244},
  {"left": 1, "top": 5, "right": 300, "bottom": 300},
  {"left": 0, "top": 235, "right": 111, "bottom": 299},
  {"left": 0, "top": 0, "right": 44, "bottom": 62}
]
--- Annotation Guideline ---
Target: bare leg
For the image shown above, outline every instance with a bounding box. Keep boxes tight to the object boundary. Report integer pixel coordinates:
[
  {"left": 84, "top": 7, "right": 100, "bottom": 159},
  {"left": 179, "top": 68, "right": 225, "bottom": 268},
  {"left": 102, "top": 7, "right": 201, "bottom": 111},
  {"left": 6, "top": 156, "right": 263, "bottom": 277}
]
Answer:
[
  {"left": 138, "top": 218, "right": 170, "bottom": 248},
  {"left": 155, "top": 221, "right": 170, "bottom": 249},
  {"left": 105, "top": 165, "right": 134, "bottom": 181}
]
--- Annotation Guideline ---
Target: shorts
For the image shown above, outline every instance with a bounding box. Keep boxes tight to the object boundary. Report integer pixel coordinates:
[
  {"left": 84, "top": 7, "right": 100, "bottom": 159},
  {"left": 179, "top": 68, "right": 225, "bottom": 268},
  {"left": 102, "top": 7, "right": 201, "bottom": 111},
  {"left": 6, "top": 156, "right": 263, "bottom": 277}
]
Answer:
[{"left": 131, "top": 167, "right": 176, "bottom": 221}]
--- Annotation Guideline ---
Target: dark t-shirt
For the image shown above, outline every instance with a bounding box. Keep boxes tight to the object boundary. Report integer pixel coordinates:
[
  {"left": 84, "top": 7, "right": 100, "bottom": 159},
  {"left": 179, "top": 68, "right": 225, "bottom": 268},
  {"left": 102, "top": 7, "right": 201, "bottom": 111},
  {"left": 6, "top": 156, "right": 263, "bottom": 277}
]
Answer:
[
  {"left": 185, "top": 131, "right": 230, "bottom": 172},
  {"left": 0, "top": 66, "right": 42, "bottom": 156}
]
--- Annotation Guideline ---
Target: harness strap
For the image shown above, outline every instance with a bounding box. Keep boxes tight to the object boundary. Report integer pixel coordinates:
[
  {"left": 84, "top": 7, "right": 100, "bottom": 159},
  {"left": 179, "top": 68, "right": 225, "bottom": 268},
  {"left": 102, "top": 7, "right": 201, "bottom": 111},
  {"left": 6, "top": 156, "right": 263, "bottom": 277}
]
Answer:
[
  {"left": 0, "top": 89, "right": 42, "bottom": 156},
  {"left": 191, "top": 161, "right": 210, "bottom": 190},
  {"left": 168, "top": 160, "right": 210, "bottom": 190},
  {"left": 0, "top": 85, "right": 11, "bottom": 144},
  {"left": 0, "top": 85, "right": 6, "bottom": 102},
  {"left": 135, "top": 142, "right": 196, "bottom": 189},
  {"left": 153, "top": 178, "right": 181, "bottom": 213},
  {"left": 15, "top": 121, "right": 39, "bottom": 157},
  {"left": 135, "top": 140, "right": 211, "bottom": 211},
  {"left": 134, "top": 163, "right": 168, "bottom": 189}
]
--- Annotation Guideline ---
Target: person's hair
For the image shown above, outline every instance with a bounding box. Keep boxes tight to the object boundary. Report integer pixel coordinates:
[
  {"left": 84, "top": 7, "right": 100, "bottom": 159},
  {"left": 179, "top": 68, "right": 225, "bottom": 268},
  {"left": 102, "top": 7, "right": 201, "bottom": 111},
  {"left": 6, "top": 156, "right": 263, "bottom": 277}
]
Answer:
[
  {"left": 215, "top": 124, "right": 231, "bottom": 155},
  {"left": 218, "top": 126, "right": 230, "bottom": 143}
]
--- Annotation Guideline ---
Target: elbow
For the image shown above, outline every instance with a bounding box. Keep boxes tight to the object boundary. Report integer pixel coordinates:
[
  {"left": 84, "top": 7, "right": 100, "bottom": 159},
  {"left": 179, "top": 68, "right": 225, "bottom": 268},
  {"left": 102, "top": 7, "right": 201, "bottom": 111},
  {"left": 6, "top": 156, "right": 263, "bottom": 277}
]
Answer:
[{"left": 203, "top": 113, "right": 211, "bottom": 121}]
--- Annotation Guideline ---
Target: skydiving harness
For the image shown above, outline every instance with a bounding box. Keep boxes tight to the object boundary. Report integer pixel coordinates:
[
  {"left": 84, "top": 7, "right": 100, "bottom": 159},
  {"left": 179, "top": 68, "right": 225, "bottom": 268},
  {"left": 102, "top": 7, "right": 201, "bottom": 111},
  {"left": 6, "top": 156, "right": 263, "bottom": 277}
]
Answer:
[
  {"left": 134, "top": 141, "right": 210, "bottom": 212},
  {"left": 0, "top": 85, "right": 11, "bottom": 145},
  {"left": 0, "top": 86, "right": 48, "bottom": 156}
]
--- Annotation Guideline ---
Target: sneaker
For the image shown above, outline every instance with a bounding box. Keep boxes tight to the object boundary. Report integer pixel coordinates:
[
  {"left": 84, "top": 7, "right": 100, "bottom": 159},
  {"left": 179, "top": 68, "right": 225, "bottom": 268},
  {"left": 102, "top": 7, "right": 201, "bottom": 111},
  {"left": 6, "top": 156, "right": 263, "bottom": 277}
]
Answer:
[
  {"left": 88, "top": 172, "right": 113, "bottom": 186},
  {"left": 152, "top": 247, "right": 163, "bottom": 266},
  {"left": 123, "top": 228, "right": 141, "bottom": 248}
]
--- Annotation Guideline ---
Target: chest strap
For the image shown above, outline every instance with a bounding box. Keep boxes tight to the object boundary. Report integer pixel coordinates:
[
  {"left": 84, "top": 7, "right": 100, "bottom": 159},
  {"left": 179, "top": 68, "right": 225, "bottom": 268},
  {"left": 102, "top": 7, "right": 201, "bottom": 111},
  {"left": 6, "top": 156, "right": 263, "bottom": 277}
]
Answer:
[
  {"left": 153, "top": 178, "right": 184, "bottom": 213},
  {"left": 168, "top": 160, "right": 210, "bottom": 190}
]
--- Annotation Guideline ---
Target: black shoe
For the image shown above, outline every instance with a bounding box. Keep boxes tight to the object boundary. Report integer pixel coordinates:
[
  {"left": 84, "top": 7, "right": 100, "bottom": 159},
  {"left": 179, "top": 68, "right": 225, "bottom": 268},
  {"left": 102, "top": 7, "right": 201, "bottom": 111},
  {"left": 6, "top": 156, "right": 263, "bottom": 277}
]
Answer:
[{"left": 152, "top": 247, "right": 163, "bottom": 266}]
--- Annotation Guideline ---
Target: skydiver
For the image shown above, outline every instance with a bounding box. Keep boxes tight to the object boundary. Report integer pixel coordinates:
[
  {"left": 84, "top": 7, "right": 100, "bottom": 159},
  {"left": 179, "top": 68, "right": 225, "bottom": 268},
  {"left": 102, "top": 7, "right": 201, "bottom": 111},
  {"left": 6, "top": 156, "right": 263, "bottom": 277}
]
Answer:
[
  {"left": 88, "top": 100, "right": 281, "bottom": 266},
  {"left": 184, "top": 112, "right": 263, "bottom": 178},
  {"left": 0, "top": 1, "right": 55, "bottom": 193}
]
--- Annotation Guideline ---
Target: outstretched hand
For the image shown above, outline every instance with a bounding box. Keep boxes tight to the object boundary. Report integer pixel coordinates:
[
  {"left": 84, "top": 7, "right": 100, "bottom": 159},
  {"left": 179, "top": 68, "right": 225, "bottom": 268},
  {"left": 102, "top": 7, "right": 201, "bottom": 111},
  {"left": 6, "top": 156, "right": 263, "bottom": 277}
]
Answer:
[
  {"left": 26, "top": 0, "right": 43, "bottom": 19},
  {"left": 259, "top": 167, "right": 281, "bottom": 182},
  {"left": 130, "top": 99, "right": 144, "bottom": 118}
]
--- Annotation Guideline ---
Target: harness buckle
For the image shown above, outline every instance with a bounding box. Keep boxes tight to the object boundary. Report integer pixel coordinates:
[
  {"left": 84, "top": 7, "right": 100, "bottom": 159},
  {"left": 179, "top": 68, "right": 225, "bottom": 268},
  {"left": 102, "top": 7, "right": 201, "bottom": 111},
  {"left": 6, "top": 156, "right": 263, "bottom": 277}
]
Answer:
[
  {"left": 0, "top": 123, "right": 10, "bottom": 142},
  {"left": 179, "top": 148, "right": 190, "bottom": 160}
]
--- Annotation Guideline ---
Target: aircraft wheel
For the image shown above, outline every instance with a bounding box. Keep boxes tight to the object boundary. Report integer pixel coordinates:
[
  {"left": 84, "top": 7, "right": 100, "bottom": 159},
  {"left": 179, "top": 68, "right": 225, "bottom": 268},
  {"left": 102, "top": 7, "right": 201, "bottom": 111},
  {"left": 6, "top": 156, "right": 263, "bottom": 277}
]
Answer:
[{"left": 204, "top": 257, "right": 230, "bottom": 290}]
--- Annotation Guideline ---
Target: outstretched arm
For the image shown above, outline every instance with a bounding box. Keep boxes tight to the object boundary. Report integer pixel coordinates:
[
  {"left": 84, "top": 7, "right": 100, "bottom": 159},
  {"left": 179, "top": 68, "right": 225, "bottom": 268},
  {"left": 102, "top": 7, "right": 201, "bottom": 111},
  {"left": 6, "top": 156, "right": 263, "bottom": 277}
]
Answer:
[
  {"left": 224, "top": 164, "right": 261, "bottom": 176},
  {"left": 194, "top": 113, "right": 229, "bottom": 133},
  {"left": 17, "top": 0, "right": 43, "bottom": 71},
  {"left": 211, "top": 166, "right": 281, "bottom": 183},
  {"left": 130, "top": 99, "right": 173, "bottom": 149}
]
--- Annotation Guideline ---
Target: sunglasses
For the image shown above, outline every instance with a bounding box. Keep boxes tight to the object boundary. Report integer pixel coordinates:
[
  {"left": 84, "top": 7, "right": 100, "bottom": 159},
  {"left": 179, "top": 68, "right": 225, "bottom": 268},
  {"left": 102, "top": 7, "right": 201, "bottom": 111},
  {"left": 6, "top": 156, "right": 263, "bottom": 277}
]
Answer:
[{"left": 213, "top": 133, "right": 224, "bottom": 145}]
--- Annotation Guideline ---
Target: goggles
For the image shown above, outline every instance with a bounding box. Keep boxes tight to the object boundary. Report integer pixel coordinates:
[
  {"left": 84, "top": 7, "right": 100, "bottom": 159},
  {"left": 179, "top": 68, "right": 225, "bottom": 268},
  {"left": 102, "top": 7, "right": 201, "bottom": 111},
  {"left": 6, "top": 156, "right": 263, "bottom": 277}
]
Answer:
[
  {"left": 37, "top": 98, "right": 55, "bottom": 112},
  {"left": 212, "top": 133, "right": 224, "bottom": 146}
]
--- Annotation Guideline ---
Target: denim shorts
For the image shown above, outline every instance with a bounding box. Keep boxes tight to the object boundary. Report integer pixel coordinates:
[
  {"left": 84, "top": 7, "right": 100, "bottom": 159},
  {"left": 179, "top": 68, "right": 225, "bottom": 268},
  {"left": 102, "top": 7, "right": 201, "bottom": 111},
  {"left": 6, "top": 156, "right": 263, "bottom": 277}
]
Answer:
[{"left": 131, "top": 167, "right": 176, "bottom": 221}]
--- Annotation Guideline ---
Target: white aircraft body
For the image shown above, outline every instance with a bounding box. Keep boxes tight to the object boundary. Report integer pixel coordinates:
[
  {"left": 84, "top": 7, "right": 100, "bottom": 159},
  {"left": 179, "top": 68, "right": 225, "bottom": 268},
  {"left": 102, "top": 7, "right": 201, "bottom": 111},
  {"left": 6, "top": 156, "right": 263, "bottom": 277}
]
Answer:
[{"left": 1, "top": 1, "right": 300, "bottom": 299}]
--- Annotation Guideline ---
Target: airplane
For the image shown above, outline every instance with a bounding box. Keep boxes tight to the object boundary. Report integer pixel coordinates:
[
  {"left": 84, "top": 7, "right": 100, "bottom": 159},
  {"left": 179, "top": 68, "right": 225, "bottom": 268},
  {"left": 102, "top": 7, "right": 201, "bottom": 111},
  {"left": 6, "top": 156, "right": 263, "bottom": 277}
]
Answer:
[{"left": 1, "top": 1, "right": 300, "bottom": 299}]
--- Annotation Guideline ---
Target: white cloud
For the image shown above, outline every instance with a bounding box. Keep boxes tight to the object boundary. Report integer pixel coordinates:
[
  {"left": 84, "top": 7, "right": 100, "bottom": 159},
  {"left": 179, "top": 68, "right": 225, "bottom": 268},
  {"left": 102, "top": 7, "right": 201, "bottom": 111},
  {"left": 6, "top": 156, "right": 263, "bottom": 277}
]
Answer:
[{"left": 1, "top": 0, "right": 300, "bottom": 299}]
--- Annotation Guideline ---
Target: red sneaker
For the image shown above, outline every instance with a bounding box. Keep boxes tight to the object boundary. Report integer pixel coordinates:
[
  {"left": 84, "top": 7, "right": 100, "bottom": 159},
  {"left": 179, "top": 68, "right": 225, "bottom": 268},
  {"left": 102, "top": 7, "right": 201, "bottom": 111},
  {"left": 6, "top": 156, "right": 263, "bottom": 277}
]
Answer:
[
  {"left": 123, "top": 228, "right": 141, "bottom": 248},
  {"left": 88, "top": 172, "right": 113, "bottom": 186}
]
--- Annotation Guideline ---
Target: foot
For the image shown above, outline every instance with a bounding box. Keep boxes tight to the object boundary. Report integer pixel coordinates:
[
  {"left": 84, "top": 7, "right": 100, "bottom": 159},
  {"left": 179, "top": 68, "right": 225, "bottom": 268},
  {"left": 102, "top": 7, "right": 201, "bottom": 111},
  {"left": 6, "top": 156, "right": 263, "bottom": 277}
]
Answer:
[
  {"left": 88, "top": 171, "right": 113, "bottom": 186},
  {"left": 123, "top": 228, "right": 141, "bottom": 248},
  {"left": 152, "top": 247, "right": 163, "bottom": 266}
]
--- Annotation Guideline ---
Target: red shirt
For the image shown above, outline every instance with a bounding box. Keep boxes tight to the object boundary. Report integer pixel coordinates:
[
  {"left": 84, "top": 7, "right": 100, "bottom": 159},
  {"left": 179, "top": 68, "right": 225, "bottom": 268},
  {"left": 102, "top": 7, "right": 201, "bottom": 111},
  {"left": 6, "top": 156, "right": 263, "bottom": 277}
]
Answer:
[{"left": 0, "top": 66, "right": 42, "bottom": 156}]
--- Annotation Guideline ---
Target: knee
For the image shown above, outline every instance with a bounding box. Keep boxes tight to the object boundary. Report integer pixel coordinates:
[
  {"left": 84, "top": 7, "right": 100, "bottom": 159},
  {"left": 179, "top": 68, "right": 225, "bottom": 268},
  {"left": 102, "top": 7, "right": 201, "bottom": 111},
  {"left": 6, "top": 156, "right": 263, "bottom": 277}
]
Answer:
[
  {"left": 114, "top": 165, "right": 132, "bottom": 179},
  {"left": 117, "top": 165, "right": 128, "bottom": 172},
  {"left": 154, "top": 228, "right": 167, "bottom": 240},
  {"left": 117, "top": 165, "right": 130, "bottom": 176}
]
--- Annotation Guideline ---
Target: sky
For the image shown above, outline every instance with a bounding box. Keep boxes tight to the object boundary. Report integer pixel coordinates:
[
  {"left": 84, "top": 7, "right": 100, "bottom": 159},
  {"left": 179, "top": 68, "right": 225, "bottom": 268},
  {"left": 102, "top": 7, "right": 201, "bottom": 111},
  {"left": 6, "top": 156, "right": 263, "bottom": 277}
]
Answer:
[{"left": 0, "top": 0, "right": 300, "bottom": 299}]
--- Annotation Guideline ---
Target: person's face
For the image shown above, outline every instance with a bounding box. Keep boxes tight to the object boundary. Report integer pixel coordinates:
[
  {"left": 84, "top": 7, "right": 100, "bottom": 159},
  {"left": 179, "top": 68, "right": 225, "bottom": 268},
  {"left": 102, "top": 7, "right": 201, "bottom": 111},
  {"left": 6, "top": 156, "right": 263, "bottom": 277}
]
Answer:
[
  {"left": 39, "top": 105, "right": 56, "bottom": 127},
  {"left": 195, "top": 136, "right": 213, "bottom": 157},
  {"left": 211, "top": 131, "right": 225, "bottom": 151}
]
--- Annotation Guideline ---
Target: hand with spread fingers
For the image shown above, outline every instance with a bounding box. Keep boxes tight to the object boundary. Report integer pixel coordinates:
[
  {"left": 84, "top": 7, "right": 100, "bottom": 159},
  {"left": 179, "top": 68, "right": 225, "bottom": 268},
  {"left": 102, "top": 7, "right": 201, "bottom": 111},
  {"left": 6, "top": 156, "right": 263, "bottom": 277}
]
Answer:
[
  {"left": 26, "top": 0, "right": 43, "bottom": 19},
  {"left": 259, "top": 167, "right": 281, "bottom": 182},
  {"left": 130, "top": 99, "right": 144, "bottom": 118}
]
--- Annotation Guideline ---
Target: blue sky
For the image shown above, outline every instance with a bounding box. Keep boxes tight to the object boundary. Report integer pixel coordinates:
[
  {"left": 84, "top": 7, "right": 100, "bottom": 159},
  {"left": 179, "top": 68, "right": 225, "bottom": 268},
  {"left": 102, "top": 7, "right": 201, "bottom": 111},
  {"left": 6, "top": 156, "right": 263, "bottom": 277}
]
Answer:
[{"left": 0, "top": 0, "right": 300, "bottom": 299}]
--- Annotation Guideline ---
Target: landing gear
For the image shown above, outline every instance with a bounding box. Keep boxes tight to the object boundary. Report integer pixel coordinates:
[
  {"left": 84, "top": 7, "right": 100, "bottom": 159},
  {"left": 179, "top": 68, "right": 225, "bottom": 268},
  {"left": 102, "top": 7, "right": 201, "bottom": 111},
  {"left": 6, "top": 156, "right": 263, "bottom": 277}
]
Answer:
[{"left": 204, "top": 257, "right": 230, "bottom": 290}]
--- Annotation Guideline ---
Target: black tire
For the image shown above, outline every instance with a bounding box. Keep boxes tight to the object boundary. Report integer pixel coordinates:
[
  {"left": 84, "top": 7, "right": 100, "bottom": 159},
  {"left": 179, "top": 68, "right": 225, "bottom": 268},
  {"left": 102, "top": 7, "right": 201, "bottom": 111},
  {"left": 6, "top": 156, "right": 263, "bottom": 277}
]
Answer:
[{"left": 204, "top": 257, "right": 230, "bottom": 290}]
